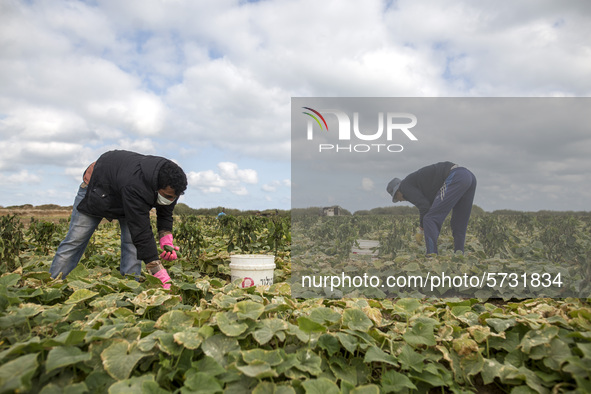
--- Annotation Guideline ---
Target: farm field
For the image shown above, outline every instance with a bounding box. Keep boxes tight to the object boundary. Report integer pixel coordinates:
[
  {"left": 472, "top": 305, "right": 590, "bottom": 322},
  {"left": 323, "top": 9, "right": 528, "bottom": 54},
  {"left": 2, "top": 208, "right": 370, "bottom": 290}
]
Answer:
[{"left": 1, "top": 212, "right": 591, "bottom": 393}]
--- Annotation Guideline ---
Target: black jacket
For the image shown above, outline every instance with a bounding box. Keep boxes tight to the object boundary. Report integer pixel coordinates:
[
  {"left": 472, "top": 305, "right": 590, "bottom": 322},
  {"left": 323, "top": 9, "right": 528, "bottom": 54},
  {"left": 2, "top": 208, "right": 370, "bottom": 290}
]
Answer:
[
  {"left": 77, "top": 150, "right": 176, "bottom": 263},
  {"left": 399, "top": 161, "right": 455, "bottom": 227}
]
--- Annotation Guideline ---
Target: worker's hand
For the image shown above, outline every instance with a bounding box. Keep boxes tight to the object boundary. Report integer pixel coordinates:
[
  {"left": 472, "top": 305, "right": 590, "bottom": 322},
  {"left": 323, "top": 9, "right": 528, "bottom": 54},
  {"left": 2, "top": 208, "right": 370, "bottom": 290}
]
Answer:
[
  {"left": 152, "top": 267, "right": 172, "bottom": 290},
  {"left": 159, "top": 234, "right": 179, "bottom": 261}
]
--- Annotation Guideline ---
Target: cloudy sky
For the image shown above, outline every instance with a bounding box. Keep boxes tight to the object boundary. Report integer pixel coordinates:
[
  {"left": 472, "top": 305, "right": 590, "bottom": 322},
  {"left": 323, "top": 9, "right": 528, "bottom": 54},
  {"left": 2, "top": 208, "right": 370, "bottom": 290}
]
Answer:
[
  {"left": 292, "top": 98, "right": 591, "bottom": 212},
  {"left": 1, "top": 0, "right": 590, "bottom": 211}
]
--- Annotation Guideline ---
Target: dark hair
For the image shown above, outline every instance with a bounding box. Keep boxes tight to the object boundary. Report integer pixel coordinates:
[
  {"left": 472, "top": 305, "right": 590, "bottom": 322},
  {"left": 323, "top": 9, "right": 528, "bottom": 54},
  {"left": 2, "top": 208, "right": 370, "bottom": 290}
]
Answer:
[{"left": 158, "top": 161, "right": 188, "bottom": 195}]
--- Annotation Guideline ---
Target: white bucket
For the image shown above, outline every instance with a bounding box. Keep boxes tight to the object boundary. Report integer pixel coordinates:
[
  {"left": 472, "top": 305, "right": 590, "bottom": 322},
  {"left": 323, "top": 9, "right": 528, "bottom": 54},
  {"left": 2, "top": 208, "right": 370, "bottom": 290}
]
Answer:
[{"left": 229, "top": 254, "right": 275, "bottom": 288}]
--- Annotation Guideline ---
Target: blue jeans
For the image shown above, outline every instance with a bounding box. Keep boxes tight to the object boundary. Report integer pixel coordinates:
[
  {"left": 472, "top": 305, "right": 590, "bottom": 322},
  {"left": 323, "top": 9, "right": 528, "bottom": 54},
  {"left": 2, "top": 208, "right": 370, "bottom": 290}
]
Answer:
[
  {"left": 423, "top": 167, "right": 477, "bottom": 254},
  {"left": 49, "top": 186, "right": 143, "bottom": 279}
]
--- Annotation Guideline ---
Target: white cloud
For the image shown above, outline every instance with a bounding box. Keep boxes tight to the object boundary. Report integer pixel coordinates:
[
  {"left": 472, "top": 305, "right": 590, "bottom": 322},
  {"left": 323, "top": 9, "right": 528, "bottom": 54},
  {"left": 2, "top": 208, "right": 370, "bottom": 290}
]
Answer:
[
  {"left": 362, "top": 178, "right": 375, "bottom": 192},
  {"left": 165, "top": 58, "right": 290, "bottom": 159},
  {"left": 1, "top": 0, "right": 590, "bottom": 210},
  {"left": 218, "top": 162, "right": 258, "bottom": 184},
  {"left": 187, "top": 162, "right": 258, "bottom": 196},
  {"left": 262, "top": 183, "right": 278, "bottom": 193},
  {"left": 262, "top": 179, "right": 291, "bottom": 193},
  {"left": 0, "top": 170, "right": 41, "bottom": 186},
  {"left": 114, "top": 138, "right": 157, "bottom": 154}
]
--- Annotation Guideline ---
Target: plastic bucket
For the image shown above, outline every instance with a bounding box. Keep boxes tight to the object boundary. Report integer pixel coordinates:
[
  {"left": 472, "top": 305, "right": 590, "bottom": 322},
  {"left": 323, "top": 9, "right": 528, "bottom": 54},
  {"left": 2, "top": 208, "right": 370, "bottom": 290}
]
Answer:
[{"left": 229, "top": 254, "right": 275, "bottom": 288}]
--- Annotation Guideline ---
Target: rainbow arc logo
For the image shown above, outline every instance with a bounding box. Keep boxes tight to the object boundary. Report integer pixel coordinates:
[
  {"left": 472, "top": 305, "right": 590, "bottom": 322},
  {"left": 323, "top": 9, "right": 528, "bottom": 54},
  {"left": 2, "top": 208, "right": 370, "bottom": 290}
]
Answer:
[{"left": 302, "top": 107, "right": 328, "bottom": 131}]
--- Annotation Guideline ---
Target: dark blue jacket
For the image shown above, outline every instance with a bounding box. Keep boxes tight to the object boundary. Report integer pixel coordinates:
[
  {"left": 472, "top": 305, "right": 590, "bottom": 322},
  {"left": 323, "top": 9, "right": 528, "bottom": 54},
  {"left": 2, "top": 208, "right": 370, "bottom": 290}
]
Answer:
[
  {"left": 77, "top": 150, "right": 176, "bottom": 263},
  {"left": 399, "top": 161, "right": 455, "bottom": 227}
]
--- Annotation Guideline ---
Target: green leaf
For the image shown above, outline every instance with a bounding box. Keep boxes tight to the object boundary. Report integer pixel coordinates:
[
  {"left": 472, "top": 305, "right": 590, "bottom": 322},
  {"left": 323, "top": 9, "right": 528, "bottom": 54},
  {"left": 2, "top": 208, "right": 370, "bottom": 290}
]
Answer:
[
  {"left": 481, "top": 358, "right": 519, "bottom": 385},
  {"left": 504, "top": 366, "right": 549, "bottom": 394},
  {"left": 403, "top": 321, "right": 436, "bottom": 347},
  {"left": 335, "top": 332, "right": 358, "bottom": 354},
  {"left": 85, "top": 370, "right": 115, "bottom": 393},
  {"left": 252, "top": 382, "right": 296, "bottom": 394},
  {"left": 342, "top": 309, "right": 373, "bottom": 332},
  {"left": 520, "top": 325, "right": 560, "bottom": 354},
  {"left": 363, "top": 346, "right": 398, "bottom": 366},
  {"left": 295, "top": 349, "right": 323, "bottom": 376},
  {"left": 0, "top": 273, "right": 21, "bottom": 287},
  {"left": 39, "top": 382, "right": 89, "bottom": 394},
  {"left": 236, "top": 361, "right": 278, "bottom": 379},
  {"left": 317, "top": 334, "right": 340, "bottom": 356},
  {"left": 350, "top": 384, "right": 381, "bottom": 394},
  {"left": 202, "top": 335, "right": 240, "bottom": 367},
  {"left": 529, "top": 338, "right": 571, "bottom": 370},
  {"left": 216, "top": 312, "right": 249, "bottom": 337},
  {"left": 157, "top": 332, "right": 184, "bottom": 356},
  {"left": 329, "top": 356, "right": 357, "bottom": 386},
  {"left": 412, "top": 363, "right": 450, "bottom": 387},
  {"left": 486, "top": 317, "right": 517, "bottom": 332},
  {"left": 173, "top": 328, "right": 203, "bottom": 350},
  {"left": 66, "top": 264, "right": 90, "bottom": 281},
  {"left": 101, "top": 340, "right": 150, "bottom": 380},
  {"left": 154, "top": 310, "right": 194, "bottom": 332},
  {"left": 252, "top": 318, "right": 288, "bottom": 345},
  {"left": 183, "top": 371, "right": 223, "bottom": 392},
  {"left": 380, "top": 370, "right": 417, "bottom": 392},
  {"left": 192, "top": 356, "right": 226, "bottom": 376},
  {"left": 460, "top": 352, "right": 485, "bottom": 378},
  {"left": 576, "top": 342, "right": 591, "bottom": 360},
  {"left": 65, "top": 289, "right": 99, "bottom": 304},
  {"left": 233, "top": 300, "right": 265, "bottom": 320},
  {"left": 15, "top": 303, "right": 44, "bottom": 317},
  {"left": 242, "top": 349, "right": 284, "bottom": 366},
  {"left": 297, "top": 316, "right": 327, "bottom": 334},
  {"left": 452, "top": 334, "right": 479, "bottom": 356},
  {"left": 46, "top": 346, "right": 92, "bottom": 373},
  {"left": 308, "top": 307, "right": 342, "bottom": 324},
  {"left": 46, "top": 330, "right": 87, "bottom": 347},
  {"left": 397, "top": 344, "right": 426, "bottom": 372},
  {"left": 0, "top": 353, "right": 38, "bottom": 393},
  {"left": 396, "top": 298, "right": 421, "bottom": 315},
  {"left": 301, "top": 377, "right": 340, "bottom": 394},
  {"left": 286, "top": 323, "right": 310, "bottom": 343},
  {"left": 108, "top": 374, "right": 168, "bottom": 394}
]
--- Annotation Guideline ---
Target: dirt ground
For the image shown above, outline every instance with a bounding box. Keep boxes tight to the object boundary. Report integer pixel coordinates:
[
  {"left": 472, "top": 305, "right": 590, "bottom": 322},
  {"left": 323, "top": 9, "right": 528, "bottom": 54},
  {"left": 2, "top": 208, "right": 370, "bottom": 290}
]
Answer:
[
  {"left": 0, "top": 206, "right": 73, "bottom": 224},
  {"left": 0, "top": 205, "right": 158, "bottom": 225}
]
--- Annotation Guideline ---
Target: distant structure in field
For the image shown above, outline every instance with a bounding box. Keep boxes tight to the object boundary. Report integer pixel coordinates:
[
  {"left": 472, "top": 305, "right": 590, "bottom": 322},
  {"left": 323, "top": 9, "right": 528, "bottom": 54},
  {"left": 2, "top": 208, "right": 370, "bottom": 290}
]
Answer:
[{"left": 321, "top": 206, "right": 343, "bottom": 216}]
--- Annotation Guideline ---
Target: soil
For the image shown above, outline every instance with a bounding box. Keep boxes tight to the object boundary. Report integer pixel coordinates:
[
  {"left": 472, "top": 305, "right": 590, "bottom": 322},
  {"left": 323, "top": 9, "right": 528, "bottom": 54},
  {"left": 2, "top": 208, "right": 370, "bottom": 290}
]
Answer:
[{"left": 0, "top": 205, "right": 73, "bottom": 225}]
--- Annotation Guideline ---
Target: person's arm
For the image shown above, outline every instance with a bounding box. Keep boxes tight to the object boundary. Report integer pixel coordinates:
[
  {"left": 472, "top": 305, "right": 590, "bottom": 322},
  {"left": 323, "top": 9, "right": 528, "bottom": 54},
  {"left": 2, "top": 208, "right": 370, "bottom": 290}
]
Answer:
[
  {"left": 401, "top": 183, "right": 431, "bottom": 227},
  {"left": 155, "top": 203, "right": 175, "bottom": 235},
  {"left": 120, "top": 187, "right": 159, "bottom": 263},
  {"left": 155, "top": 203, "right": 179, "bottom": 260},
  {"left": 121, "top": 186, "right": 178, "bottom": 290}
]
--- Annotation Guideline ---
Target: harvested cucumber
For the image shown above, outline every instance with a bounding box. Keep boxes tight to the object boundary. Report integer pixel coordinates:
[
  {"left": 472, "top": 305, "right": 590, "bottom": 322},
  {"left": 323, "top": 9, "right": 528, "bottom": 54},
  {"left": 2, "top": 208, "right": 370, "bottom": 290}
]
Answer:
[{"left": 163, "top": 245, "right": 181, "bottom": 257}]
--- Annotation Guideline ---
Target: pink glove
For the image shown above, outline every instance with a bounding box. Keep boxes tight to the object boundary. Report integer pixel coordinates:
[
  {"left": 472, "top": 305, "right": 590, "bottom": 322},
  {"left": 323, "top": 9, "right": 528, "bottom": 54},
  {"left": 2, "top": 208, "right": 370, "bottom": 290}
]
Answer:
[
  {"left": 159, "top": 234, "right": 179, "bottom": 261},
  {"left": 153, "top": 268, "right": 171, "bottom": 290}
]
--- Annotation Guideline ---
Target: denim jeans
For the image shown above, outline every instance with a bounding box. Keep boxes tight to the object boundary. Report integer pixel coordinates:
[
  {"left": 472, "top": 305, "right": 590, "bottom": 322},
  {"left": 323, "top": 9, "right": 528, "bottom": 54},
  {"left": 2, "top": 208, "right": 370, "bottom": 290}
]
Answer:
[
  {"left": 423, "top": 167, "right": 477, "bottom": 254},
  {"left": 49, "top": 186, "right": 143, "bottom": 279}
]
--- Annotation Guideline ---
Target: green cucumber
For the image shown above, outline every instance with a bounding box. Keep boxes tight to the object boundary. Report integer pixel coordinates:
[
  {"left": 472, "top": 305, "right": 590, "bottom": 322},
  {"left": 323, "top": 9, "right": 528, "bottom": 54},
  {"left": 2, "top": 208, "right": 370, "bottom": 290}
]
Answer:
[{"left": 163, "top": 245, "right": 181, "bottom": 258}]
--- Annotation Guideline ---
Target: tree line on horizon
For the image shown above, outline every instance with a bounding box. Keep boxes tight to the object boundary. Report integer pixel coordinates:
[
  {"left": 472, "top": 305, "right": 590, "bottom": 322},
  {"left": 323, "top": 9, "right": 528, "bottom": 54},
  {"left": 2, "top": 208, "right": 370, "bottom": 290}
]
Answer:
[{"left": 1, "top": 202, "right": 588, "bottom": 217}]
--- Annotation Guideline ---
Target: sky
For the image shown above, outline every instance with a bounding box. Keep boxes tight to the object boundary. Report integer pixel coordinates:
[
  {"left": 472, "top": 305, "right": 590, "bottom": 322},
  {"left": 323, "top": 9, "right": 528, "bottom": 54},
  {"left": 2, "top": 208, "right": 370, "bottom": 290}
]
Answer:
[
  {"left": 291, "top": 97, "right": 591, "bottom": 213},
  {"left": 1, "top": 0, "right": 590, "bottom": 211}
]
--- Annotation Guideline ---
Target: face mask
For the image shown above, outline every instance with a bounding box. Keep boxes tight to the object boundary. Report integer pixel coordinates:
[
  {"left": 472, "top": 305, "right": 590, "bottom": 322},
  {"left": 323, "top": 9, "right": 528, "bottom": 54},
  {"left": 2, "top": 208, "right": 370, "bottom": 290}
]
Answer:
[{"left": 157, "top": 192, "right": 174, "bottom": 206}]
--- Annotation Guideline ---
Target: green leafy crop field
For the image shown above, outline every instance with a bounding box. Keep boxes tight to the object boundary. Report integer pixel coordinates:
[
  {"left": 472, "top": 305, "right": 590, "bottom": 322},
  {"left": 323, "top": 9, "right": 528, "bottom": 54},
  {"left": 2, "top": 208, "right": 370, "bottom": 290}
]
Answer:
[{"left": 1, "top": 213, "right": 590, "bottom": 393}]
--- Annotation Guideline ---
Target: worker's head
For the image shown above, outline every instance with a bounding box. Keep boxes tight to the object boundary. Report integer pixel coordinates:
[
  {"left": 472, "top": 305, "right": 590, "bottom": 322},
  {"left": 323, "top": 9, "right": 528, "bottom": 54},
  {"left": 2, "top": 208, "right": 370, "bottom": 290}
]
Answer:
[
  {"left": 157, "top": 161, "right": 188, "bottom": 204},
  {"left": 386, "top": 177, "right": 403, "bottom": 203}
]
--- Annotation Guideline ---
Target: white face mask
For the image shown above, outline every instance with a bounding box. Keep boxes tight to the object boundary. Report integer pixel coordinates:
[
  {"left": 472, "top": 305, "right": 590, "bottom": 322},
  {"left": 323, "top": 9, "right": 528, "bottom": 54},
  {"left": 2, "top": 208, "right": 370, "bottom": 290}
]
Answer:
[{"left": 157, "top": 192, "right": 174, "bottom": 206}]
